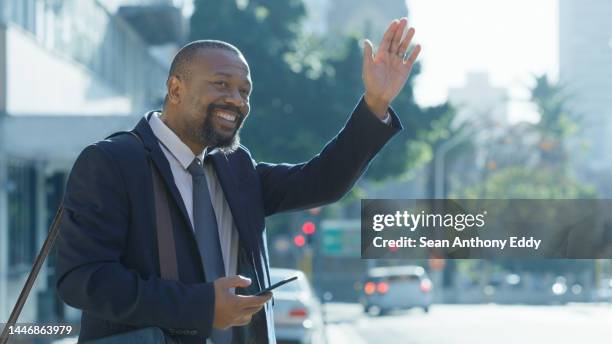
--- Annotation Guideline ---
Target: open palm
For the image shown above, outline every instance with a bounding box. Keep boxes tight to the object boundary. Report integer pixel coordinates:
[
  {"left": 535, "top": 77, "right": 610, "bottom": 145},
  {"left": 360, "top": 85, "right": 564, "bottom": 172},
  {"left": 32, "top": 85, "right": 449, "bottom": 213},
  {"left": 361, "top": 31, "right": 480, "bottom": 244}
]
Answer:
[{"left": 362, "top": 18, "right": 421, "bottom": 116}]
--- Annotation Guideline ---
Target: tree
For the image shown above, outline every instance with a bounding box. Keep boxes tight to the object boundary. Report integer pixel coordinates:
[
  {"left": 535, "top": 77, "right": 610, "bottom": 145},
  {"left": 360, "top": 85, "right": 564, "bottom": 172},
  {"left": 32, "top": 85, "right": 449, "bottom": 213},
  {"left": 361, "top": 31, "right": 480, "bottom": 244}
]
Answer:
[
  {"left": 457, "top": 166, "right": 595, "bottom": 199},
  {"left": 530, "top": 75, "right": 578, "bottom": 168},
  {"left": 453, "top": 74, "right": 593, "bottom": 199},
  {"left": 449, "top": 76, "right": 596, "bottom": 277},
  {"left": 189, "top": 0, "right": 453, "bottom": 182}
]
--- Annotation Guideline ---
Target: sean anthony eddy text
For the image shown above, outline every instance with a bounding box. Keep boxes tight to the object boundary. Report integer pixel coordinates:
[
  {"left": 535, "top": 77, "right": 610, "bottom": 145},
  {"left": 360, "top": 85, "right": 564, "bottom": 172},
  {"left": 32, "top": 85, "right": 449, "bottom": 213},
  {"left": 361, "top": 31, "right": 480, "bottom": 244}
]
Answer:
[{"left": 372, "top": 236, "right": 542, "bottom": 250}]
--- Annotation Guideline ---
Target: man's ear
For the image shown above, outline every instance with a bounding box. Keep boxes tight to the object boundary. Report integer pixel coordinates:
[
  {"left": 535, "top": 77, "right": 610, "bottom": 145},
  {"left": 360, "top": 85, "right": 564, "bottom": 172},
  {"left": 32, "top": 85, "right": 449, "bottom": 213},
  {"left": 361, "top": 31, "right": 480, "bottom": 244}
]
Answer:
[{"left": 167, "top": 76, "right": 183, "bottom": 105}]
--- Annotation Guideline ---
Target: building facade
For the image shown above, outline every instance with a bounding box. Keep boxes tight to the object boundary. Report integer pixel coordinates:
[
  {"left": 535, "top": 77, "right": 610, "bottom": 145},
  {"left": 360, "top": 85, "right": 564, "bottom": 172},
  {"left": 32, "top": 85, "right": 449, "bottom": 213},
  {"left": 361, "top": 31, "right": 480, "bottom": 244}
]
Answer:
[
  {"left": 448, "top": 72, "right": 508, "bottom": 126},
  {"left": 559, "top": 0, "right": 612, "bottom": 195},
  {"left": 0, "top": 0, "right": 182, "bottom": 324}
]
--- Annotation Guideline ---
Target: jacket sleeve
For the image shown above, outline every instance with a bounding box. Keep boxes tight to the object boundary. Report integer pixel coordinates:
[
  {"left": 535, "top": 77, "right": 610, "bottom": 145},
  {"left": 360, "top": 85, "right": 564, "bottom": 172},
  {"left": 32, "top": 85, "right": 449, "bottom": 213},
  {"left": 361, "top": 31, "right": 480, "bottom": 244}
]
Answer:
[
  {"left": 55, "top": 143, "right": 215, "bottom": 337},
  {"left": 256, "top": 95, "right": 402, "bottom": 216}
]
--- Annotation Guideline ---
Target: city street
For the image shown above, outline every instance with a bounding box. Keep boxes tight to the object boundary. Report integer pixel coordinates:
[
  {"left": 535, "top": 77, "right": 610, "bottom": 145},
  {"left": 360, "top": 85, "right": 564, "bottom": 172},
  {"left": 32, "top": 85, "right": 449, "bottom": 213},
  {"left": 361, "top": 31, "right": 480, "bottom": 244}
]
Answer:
[
  {"left": 323, "top": 303, "right": 612, "bottom": 343},
  {"left": 1, "top": 1, "right": 612, "bottom": 344}
]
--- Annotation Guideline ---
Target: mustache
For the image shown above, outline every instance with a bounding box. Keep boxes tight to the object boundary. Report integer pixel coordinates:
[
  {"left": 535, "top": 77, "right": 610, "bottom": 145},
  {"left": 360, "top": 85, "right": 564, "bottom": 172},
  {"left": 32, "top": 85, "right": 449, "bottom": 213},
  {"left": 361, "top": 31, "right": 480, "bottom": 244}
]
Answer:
[{"left": 207, "top": 103, "right": 245, "bottom": 118}]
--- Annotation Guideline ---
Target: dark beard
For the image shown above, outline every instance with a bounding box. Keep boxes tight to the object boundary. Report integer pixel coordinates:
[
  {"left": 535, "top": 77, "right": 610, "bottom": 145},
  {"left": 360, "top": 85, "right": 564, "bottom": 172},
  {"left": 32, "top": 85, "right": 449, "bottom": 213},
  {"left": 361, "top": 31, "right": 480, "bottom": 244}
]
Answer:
[{"left": 192, "top": 103, "right": 245, "bottom": 154}]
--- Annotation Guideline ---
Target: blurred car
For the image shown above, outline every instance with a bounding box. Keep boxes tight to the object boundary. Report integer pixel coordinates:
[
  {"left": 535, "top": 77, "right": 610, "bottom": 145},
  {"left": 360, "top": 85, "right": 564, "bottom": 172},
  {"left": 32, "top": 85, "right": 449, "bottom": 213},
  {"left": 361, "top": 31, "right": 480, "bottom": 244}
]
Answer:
[
  {"left": 270, "top": 268, "right": 325, "bottom": 344},
  {"left": 549, "top": 276, "right": 586, "bottom": 303},
  {"left": 551, "top": 276, "right": 568, "bottom": 296},
  {"left": 359, "top": 265, "right": 432, "bottom": 316},
  {"left": 592, "top": 278, "right": 612, "bottom": 302}
]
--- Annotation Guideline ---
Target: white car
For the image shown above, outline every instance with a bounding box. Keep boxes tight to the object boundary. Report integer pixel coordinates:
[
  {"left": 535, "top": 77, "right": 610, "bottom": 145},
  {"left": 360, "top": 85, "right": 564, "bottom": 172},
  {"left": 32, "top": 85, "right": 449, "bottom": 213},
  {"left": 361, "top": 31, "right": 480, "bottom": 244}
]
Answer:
[
  {"left": 270, "top": 268, "right": 325, "bottom": 344},
  {"left": 359, "top": 265, "right": 433, "bottom": 316},
  {"left": 593, "top": 278, "right": 612, "bottom": 302}
]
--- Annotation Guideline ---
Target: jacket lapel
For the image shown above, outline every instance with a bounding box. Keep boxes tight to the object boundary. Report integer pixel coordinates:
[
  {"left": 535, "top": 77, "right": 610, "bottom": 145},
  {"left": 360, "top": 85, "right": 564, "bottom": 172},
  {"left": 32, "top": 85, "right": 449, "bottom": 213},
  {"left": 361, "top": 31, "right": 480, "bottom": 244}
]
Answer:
[
  {"left": 208, "top": 151, "right": 258, "bottom": 252},
  {"left": 134, "top": 115, "right": 266, "bottom": 293},
  {"left": 133, "top": 114, "right": 193, "bottom": 232}
]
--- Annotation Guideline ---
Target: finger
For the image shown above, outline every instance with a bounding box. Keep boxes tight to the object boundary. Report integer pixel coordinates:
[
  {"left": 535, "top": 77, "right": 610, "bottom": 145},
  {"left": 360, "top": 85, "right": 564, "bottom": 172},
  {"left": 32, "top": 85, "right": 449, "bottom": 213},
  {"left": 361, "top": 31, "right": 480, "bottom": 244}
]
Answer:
[
  {"left": 379, "top": 19, "right": 399, "bottom": 56},
  {"left": 389, "top": 17, "right": 408, "bottom": 54},
  {"left": 236, "top": 293, "right": 272, "bottom": 308},
  {"left": 403, "top": 44, "right": 422, "bottom": 73},
  {"left": 236, "top": 315, "right": 252, "bottom": 326},
  {"left": 362, "top": 39, "right": 374, "bottom": 70},
  {"left": 403, "top": 45, "right": 421, "bottom": 73},
  {"left": 242, "top": 304, "right": 264, "bottom": 315},
  {"left": 219, "top": 275, "right": 252, "bottom": 289},
  {"left": 397, "top": 27, "right": 415, "bottom": 57}
]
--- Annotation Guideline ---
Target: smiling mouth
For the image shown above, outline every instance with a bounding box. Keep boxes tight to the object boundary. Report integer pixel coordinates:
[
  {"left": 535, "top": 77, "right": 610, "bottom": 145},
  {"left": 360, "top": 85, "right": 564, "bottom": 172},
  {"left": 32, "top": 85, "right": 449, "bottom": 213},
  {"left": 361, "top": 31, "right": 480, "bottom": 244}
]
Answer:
[{"left": 214, "top": 110, "right": 238, "bottom": 124}]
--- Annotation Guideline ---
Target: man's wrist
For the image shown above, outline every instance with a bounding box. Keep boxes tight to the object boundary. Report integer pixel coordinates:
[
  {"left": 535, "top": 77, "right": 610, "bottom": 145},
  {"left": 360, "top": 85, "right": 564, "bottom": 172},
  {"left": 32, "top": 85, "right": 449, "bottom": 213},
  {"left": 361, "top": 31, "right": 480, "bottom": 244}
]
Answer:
[{"left": 364, "top": 93, "right": 390, "bottom": 120}]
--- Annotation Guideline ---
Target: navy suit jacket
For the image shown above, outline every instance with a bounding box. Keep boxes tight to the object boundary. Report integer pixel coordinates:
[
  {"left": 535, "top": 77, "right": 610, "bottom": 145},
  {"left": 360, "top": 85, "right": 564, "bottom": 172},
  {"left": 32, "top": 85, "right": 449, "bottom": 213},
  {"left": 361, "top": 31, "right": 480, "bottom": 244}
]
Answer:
[{"left": 56, "top": 96, "right": 401, "bottom": 343}]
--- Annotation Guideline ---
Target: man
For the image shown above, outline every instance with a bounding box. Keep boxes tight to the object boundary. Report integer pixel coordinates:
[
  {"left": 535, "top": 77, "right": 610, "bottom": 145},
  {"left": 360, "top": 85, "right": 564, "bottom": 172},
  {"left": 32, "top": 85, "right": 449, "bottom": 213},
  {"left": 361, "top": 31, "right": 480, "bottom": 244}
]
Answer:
[{"left": 56, "top": 18, "right": 420, "bottom": 343}]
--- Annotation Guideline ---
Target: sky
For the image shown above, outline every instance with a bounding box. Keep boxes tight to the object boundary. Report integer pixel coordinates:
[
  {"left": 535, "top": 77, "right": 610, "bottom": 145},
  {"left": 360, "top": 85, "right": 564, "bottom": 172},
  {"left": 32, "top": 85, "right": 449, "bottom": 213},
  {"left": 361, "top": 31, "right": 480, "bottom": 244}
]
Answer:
[
  {"left": 406, "top": 0, "right": 559, "bottom": 122},
  {"left": 183, "top": 0, "right": 558, "bottom": 122}
]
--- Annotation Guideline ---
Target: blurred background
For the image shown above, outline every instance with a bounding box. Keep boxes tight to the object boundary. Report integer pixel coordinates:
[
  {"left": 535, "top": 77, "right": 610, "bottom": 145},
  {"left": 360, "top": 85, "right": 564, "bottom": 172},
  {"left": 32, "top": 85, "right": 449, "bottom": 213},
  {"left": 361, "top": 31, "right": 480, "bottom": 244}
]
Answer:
[{"left": 0, "top": 0, "right": 611, "bottom": 343}]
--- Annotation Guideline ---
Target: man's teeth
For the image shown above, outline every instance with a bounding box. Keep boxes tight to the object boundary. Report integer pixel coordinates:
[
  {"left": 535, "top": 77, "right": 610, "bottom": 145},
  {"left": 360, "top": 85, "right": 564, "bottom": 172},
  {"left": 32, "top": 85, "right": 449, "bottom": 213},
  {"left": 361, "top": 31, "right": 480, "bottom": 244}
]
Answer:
[{"left": 215, "top": 111, "right": 237, "bottom": 122}]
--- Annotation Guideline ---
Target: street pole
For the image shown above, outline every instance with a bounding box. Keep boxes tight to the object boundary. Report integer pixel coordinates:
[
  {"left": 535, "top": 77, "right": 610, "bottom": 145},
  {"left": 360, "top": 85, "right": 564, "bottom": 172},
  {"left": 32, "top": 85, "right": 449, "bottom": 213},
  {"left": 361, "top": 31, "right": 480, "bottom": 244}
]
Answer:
[
  {"left": 0, "top": 156, "right": 7, "bottom": 322},
  {"left": 433, "top": 125, "right": 481, "bottom": 303},
  {"left": 0, "top": 122, "right": 7, "bottom": 322},
  {"left": 300, "top": 246, "right": 313, "bottom": 280},
  {"left": 434, "top": 128, "right": 474, "bottom": 199},
  {"left": 434, "top": 118, "right": 497, "bottom": 199}
]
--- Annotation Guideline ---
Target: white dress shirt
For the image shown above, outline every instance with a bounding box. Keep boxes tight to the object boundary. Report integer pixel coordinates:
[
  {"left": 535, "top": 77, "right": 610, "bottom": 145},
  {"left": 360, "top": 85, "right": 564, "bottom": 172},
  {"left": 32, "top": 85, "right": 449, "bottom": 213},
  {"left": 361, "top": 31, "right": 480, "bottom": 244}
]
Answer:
[{"left": 148, "top": 112, "right": 239, "bottom": 279}]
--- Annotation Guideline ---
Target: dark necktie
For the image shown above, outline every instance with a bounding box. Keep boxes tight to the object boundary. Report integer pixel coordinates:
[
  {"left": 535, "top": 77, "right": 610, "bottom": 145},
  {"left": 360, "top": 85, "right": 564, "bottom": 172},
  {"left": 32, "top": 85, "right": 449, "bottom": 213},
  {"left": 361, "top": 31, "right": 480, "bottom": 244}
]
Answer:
[{"left": 187, "top": 158, "right": 232, "bottom": 344}]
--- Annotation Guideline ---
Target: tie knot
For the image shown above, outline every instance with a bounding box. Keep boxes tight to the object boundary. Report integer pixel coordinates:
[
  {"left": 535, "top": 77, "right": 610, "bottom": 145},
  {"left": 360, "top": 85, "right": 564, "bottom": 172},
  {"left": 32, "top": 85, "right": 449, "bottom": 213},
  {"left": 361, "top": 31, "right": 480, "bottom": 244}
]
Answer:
[{"left": 187, "top": 158, "right": 206, "bottom": 177}]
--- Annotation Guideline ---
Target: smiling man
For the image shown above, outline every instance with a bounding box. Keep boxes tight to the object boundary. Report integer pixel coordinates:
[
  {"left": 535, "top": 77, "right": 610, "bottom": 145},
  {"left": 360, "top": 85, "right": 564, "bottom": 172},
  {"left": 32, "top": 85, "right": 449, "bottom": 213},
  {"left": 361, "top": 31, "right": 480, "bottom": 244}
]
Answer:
[
  {"left": 162, "top": 42, "right": 252, "bottom": 155},
  {"left": 55, "top": 18, "right": 420, "bottom": 344}
]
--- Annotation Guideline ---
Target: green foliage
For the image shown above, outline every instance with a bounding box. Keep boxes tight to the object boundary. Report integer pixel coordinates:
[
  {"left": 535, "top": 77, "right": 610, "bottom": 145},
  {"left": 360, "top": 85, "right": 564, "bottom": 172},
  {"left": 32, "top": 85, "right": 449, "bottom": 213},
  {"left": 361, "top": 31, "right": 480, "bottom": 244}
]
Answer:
[
  {"left": 189, "top": 0, "right": 452, "bottom": 181},
  {"left": 531, "top": 75, "right": 578, "bottom": 140},
  {"left": 530, "top": 75, "right": 579, "bottom": 168},
  {"left": 453, "top": 74, "right": 594, "bottom": 199},
  {"left": 455, "top": 166, "right": 595, "bottom": 199}
]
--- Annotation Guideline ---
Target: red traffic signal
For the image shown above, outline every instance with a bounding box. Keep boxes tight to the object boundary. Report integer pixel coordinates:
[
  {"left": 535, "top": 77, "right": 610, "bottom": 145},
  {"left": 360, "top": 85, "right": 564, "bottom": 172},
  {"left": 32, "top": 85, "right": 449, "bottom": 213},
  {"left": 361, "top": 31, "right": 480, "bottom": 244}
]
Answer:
[
  {"left": 293, "top": 234, "right": 306, "bottom": 247},
  {"left": 301, "top": 221, "right": 316, "bottom": 235}
]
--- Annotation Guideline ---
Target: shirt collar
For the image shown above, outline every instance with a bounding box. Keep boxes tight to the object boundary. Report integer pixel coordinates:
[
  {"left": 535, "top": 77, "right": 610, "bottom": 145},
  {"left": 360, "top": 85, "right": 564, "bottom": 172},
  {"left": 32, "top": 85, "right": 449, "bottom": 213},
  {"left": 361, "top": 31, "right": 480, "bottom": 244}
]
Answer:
[{"left": 147, "top": 111, "right": 209, "bottom": 169}]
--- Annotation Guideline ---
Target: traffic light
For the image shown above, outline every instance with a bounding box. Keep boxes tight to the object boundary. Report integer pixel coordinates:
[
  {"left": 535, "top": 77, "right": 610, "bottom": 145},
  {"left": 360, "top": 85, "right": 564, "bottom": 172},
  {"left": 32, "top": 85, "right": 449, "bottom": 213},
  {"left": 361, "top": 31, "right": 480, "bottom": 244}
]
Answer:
[
  {"left": 293, "top": 234, "right": 306, "bottom": 247},
  {"left": 301, "top": 221, "right": 316, "bottom": 235},
  {"left": 293, "top": 208, "right": 322, "bottom": 248}
]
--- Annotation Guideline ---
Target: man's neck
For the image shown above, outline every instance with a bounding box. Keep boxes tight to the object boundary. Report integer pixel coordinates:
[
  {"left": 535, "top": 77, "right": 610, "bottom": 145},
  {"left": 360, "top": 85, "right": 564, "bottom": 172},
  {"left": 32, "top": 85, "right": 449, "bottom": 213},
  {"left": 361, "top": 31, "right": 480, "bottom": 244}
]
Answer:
[{"left": 159, "top": 111, "right": 207, "bottom": 156}]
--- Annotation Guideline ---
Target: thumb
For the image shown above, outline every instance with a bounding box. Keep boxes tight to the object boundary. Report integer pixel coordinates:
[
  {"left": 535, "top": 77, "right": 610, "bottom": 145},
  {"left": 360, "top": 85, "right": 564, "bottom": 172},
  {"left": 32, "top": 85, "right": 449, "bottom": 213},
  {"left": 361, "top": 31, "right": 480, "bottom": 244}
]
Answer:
[
  {"left": 363, "top": 39, "right": 374, "bottom": 69},
  {"left": 220, "top": 275, "right": 252, "bottom": 289}
]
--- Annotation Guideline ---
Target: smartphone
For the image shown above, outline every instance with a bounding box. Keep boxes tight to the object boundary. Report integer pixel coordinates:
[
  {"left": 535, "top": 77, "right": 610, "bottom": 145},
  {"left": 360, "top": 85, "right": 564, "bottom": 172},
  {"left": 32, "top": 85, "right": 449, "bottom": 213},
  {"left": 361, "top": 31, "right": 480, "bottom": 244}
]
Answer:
[{"left": 255, "top": 276, "right": 298, "bottom": 296}]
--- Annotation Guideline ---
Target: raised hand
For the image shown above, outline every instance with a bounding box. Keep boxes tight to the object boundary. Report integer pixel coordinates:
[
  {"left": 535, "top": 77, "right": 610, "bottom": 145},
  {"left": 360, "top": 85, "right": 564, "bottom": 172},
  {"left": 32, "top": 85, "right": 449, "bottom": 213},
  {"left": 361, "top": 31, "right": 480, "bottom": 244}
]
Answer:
[{"left": 362, "top": 17, "right": 422, "bottom": 118}]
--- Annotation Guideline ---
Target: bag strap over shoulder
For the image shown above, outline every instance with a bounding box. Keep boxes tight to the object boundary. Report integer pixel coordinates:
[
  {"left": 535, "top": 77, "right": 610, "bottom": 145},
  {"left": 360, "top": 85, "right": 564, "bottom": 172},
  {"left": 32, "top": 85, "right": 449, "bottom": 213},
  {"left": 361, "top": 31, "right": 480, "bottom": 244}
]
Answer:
[
  {"left": 123, "top": 131, "right": 179, "bottom": 281},
  {"left": 0, "top": 204, "right": 64, "bottom": 344},
  {"left": 0, "top": 131, "right": 179, "bottom": 344}
]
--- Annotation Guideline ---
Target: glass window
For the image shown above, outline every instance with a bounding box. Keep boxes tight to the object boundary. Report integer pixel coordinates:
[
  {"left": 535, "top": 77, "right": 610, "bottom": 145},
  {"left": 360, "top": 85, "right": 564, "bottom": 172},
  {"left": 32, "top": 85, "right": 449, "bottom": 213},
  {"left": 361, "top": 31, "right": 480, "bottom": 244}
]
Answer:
[{"left": 7, "top": 159, "right": 38, "bottom": 272}]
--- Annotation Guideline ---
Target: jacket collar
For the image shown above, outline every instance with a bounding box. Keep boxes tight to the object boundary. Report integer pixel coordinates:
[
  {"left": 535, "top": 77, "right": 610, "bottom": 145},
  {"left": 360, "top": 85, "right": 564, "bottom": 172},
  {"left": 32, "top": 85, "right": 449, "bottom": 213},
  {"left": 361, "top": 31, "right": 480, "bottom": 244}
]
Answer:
[
  {"left": 133, "top": 112, "right": 258, "bottom": 253},
  {"left": 134, "top": 113, "right": 193, "bottom": 231}
]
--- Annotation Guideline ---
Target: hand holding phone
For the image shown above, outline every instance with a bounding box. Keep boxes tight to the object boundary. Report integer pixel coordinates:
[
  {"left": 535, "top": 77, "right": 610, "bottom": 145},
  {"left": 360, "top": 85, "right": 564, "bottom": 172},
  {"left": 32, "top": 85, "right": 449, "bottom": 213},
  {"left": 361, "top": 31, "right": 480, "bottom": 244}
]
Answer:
[{"left": 255, "top": 276, "right": 298, "bottom": 296}]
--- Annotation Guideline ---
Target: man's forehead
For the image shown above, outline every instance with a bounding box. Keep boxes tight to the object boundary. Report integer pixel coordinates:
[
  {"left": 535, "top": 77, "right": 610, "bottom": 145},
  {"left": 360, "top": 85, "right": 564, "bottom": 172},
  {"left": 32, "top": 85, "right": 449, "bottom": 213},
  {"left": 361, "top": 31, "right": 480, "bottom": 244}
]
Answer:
[{"left": 193, "top": 48, "right": 250, "bottom": 77}]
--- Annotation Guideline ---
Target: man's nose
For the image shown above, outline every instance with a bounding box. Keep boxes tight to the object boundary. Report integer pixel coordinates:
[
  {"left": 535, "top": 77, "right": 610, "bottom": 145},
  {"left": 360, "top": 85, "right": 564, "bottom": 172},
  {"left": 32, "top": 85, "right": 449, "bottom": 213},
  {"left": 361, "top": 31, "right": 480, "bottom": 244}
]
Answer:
[{"left": 224, "top": 88, "right": 245, "bottom": 108}]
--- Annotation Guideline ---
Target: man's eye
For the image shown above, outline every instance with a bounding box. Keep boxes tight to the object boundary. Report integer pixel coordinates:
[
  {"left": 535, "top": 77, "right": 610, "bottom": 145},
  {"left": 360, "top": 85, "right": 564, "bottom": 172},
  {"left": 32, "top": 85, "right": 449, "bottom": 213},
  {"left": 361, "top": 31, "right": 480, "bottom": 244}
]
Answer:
[
  {"left": 214, "top": 81, "right": 228, "bottom": 87},
  {"left": 240, "top": 89, "right": 250, "bottom": 96}
]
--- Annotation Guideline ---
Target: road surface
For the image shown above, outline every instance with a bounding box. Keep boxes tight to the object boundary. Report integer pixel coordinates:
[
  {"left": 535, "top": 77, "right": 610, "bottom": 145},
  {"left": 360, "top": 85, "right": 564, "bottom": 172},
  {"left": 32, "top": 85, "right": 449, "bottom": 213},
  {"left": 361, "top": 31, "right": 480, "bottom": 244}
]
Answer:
[{"left": 323, "top": 303, "right": 612, "bottom": 344}]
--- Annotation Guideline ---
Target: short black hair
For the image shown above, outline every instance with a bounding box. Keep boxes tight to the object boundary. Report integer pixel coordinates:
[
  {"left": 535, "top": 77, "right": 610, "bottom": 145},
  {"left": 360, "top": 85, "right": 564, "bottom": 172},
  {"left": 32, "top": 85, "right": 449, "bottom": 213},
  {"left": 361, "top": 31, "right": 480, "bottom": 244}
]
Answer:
[{"left": 167, "top": 40, "right": 243, "bottom": 83}]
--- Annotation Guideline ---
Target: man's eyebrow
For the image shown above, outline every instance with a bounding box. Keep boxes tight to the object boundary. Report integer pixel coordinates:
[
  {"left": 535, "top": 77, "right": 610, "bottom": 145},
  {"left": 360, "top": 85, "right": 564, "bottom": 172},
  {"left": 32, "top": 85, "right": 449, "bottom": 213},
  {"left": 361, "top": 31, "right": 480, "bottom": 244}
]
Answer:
[{"left": 212, "top": 72, "right": 252, "bottom": 87}]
